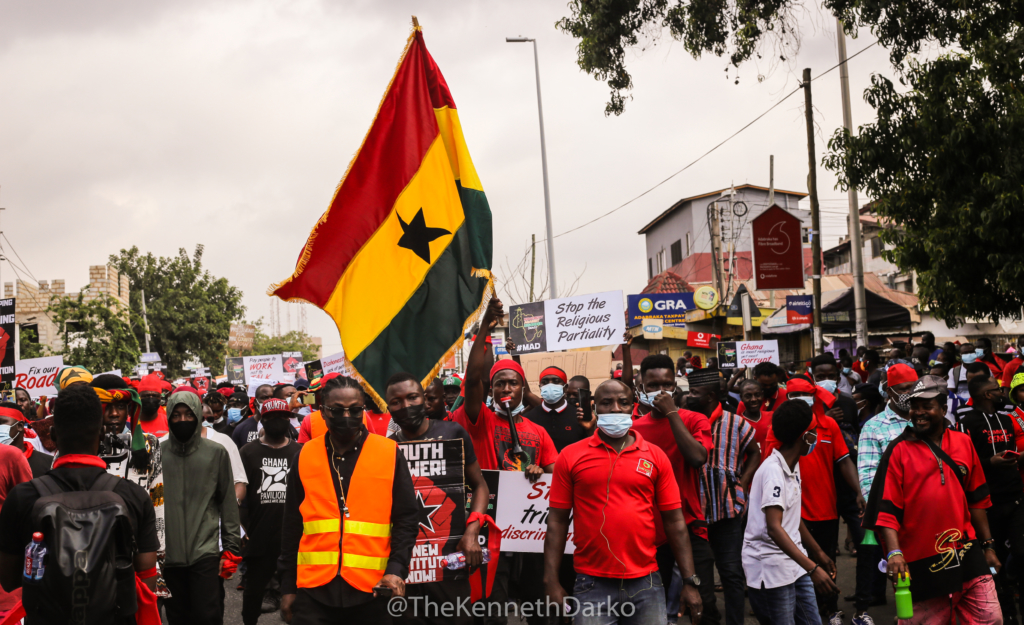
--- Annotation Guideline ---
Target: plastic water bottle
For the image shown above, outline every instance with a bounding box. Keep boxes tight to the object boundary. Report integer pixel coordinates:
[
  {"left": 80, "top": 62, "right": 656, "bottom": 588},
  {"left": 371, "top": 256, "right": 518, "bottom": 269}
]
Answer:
[
  {"left": 23, "top": 532, "right": 45, "bottom": 581},
  {"left": 442, "top": 548, "right": 491, "bottom": 570},
  {"left": 895, "top": 574, "right": 913, "bottom": 620}
]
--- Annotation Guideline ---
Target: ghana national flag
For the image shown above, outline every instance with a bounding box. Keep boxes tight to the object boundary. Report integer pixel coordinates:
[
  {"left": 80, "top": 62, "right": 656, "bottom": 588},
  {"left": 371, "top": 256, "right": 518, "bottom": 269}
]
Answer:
[{"left": 270, "top": 25, "right": 493, "bottom": 406}]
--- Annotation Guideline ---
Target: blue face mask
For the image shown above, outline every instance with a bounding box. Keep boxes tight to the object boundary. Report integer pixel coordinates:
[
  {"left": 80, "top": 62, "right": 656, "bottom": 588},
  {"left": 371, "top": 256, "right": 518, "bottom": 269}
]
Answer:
[
  {"left": 596, "top": 414, "right": 632, "bottom": 439},
  {"left": 540, "top": 384, "right": 565, "bottom": 404},
  {"left": 485, "top": 396, "right": 493, "bottom": 408},
  {"left": 638, "top": 389, "right": 666, "bottom": 407},
  {"left": 0, "top": 425, "right": 14, "bottom": 446},
  {"left": 842, "top": 367, "right": 852, "bottom": 376},
  {"left": 961, "top": 352, "right": 978, "bottom": 364},
  {"left": 976, "top": 348, "right": 986, "bottom": 358},
  {"left": 685, "top": 368, "right": 694, "bottom": 374},
  {"left": 803, "top": 437, "right": 818, "bottom": 456},
  {"left": 816, "top": 380, "right": 838, "bottom": 395},
  {"left": 227, "top": 408, "right": 244, "bottom": 425},
  {"left": 494, "top": 398, "right": 524, "bottom": 417},
  {"left": 795, "top": 395, "right": 815, "bottom": 408}
]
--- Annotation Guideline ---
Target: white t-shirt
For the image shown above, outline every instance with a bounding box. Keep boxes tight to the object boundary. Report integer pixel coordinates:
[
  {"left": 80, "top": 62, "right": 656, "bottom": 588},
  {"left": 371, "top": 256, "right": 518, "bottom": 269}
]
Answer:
[
  {"left": 204, "top": 427, "right": 248, "bottom": 485},
  {"left": 742, "top": 449, "right": 808, "bottom": 590}
]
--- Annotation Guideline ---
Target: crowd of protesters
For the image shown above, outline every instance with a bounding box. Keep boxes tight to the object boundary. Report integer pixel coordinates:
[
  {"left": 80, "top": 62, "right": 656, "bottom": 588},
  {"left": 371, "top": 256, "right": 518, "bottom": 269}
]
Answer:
[{"left": 0, "top": 318, "right": 1021, "bottom": 625}]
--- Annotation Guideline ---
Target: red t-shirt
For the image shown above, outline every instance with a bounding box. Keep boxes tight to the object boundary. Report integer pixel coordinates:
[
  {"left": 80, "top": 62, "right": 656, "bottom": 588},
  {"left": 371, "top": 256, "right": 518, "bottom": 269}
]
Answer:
[
  {"left": 764, "top": 414, "right": 850, "bottom": 521},
  {"left": 1001, "top": 356, "right": 1024, "bottom": 388},
  {"left": 550, "top": 430, "right": 681, "bottom": 578},
  {"left": 139, "top": 407, "right": 169, "bottom": 438},
  {"left": 875, "top": 429, "right": 990, "bottom": 597},
  {"left": 1005, "top": 407, "right": 1024, "bottom": 481},
  {"left": 631, "top": 407, "right": 713, "bottom": 540},
  {"left": 452, "top": 404, "right": 558, "bottom": 471},
  {"left": 0, "top": 444, "right": 32, "bottom": 611},
  {"left": 736, "top": 402, "right": 773, "bottom": 454},
  {"left": 364, "top": 411, "right": 391, "bottom": 437}
]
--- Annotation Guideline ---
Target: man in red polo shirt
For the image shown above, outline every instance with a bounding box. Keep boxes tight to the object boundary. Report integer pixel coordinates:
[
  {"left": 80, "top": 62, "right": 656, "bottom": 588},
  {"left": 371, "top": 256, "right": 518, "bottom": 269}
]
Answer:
[
  {"left": 628, "top": 355, "right": 716, "bottom": 624},
  {"left": 763, "top": 377, "right": 864, "bottom": 624},
  {"left": 868, "top": 375, "right": 1001, "bottom": 624},
  {"left": 544, "top": 378, "right": 703, "bottom": 624}
]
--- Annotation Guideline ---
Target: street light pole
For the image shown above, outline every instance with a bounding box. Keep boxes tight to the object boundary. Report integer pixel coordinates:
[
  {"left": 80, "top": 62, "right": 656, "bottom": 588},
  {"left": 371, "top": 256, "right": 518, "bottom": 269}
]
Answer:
[{"left": 507, "top": 36, "right": 558, "bottom": 298}]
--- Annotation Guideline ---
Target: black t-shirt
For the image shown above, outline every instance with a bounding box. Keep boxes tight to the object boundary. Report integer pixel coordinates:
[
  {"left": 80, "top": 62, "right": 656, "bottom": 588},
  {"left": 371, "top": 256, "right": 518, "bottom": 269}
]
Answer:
[
  {"left": 239, "top": 440, "right": 301, "bottom": 556},
  {"left": 522, "top": 400, "right": 587, "bottom": 453},
  {"left": 26, "top": 450, "right": 52, "bottom": 479},
  {"left": 958, "top": 408, "right": 1023, "bottom": 504},
  {"left": 231, "top": 418, "right": 297, "bottom": 449},
  {"left": 0, "top": 466, "right": 160, "bottom": 557},
  {"left": 389, "top": 418, "right": 477, "bottom": 467}
]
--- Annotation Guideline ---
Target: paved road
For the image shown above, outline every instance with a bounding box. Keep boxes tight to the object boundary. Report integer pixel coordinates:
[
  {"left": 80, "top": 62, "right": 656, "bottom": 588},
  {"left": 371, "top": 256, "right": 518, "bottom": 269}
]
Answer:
[{"left": 222, "top": 547, "right": 896, "bottom": 624}]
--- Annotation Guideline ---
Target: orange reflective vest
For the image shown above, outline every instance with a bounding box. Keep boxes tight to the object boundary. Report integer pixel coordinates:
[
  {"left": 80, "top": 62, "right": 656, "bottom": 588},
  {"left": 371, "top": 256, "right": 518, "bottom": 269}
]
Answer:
[{"left": 296, "top": 433, "right": 396, "bottom": 591}]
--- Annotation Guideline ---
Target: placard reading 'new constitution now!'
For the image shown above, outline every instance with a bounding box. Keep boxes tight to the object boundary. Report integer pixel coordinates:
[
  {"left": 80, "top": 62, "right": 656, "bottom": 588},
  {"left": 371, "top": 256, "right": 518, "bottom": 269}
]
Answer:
[{"left": 508, "top": 291, "right": 625, "bottom": 355}]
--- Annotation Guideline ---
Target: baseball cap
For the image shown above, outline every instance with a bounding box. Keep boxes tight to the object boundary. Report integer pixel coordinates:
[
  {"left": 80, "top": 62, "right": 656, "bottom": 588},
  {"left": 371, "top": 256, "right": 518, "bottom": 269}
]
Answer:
[
  {"left": 260, "top": 398, "right": 292, "bottom": 418},
  {"left": 442, "top": 375, "right": 462, "bottom": 388},
  {"left": 908, "top": 375, "right": 946, "bottom": 400}
]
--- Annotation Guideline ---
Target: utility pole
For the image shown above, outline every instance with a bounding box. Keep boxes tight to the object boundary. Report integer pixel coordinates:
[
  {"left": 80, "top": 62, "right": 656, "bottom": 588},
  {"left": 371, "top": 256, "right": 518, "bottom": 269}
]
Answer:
[
  {"left": 837, "top": 19, "right": 868, "bottom": 348},
  {"left": 768, "top": 157, "right": 776, "bottom": 309},
  {"left": 141, "top": 288, "right": 152, "bottom": 353},
  {"left": 529, "top": 234, "right": 536, "bottom": 302},
  {"left": 709, "top": 202, "right": 725, "bottom": 297},
  {"left": 803, "top": 68, "right": 824, "bottom": 353}
]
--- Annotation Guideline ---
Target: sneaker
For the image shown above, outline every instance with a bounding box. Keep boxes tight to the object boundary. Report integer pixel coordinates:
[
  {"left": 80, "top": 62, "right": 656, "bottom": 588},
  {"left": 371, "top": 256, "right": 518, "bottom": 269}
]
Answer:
[
  {"left": 828, "top": 611, "right": 845, "bottom": 625},
  {"left": 851, "top": 613, "right": 875, "bottom": 625}
]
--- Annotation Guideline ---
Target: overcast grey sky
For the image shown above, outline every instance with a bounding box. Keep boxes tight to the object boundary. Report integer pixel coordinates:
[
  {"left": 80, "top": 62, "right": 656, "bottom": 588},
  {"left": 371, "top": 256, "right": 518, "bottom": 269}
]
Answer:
[{"left": 0, "top": 0, "right": 896, "bottom": 357}]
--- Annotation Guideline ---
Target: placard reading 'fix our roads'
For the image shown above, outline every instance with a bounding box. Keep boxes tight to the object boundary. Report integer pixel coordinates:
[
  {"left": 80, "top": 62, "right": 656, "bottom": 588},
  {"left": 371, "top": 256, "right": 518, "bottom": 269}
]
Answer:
[{"left": 508, "top": 291, "right": 625, "bottom": 355}]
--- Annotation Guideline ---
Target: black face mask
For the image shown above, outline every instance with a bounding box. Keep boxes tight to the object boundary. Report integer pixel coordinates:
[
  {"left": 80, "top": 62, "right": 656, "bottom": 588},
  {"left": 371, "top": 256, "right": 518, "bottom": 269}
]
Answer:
[
  {"left": 169, "top": 419, "right": 198, "bottom": 442},
  {"left": 390, "top": 403, "right": 426, "bottom": 431},
  {"left": 684, "top": 395, "right": 704, "bottom": 412},
  {"left": 262, "top": 417, "right": 290, "bottom": 439},
  {"left": 327, "top": 415, "right": 363, "bottom": 438},
  {"left": 141, "top": 397, "right": 161, "bottom": 416},
  {"left": 991, "top": 396, "right": 1008, "bottom": 412}
]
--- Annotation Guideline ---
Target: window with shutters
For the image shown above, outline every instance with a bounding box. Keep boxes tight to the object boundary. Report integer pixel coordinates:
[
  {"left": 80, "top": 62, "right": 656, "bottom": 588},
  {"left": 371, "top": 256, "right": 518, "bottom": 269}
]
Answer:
[{"left": 671, "top": 240, "right": 682, "bottom": 266}]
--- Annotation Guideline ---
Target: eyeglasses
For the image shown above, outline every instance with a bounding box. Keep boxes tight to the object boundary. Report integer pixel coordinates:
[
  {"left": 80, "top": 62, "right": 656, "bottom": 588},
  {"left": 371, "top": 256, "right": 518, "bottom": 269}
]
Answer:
[{"left": 323, "top": 405, "right": 364, "bottom": 419}]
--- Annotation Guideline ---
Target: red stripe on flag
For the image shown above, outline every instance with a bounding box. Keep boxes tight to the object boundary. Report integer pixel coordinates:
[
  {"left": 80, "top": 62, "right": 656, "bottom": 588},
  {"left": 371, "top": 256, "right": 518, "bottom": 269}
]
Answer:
[{"left": 273, "top": 31, "right": 448, "bottom": 307}]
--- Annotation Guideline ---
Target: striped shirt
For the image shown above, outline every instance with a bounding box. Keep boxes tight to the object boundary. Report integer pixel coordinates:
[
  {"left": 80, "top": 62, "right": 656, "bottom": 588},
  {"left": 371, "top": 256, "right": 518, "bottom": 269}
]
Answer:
[
  {"left": 856, "top": 403, "right": 909, "bottom": 500},
  {"left": 700, "top": 411, "right": 755, "bottom": 523}
]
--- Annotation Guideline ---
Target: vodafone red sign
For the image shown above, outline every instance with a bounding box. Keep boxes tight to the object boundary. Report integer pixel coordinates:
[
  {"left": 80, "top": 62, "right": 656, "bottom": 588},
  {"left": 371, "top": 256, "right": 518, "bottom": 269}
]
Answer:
[
  {"left": 686, "top": 331, "right": 718, "bottom": 349},
  {"left": 751, "top": 205, "right": 806, "bottom": 290}
]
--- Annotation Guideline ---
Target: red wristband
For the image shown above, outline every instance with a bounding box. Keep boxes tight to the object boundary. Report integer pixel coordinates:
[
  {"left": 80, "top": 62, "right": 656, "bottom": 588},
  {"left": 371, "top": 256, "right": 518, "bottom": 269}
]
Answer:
[{"left": 137, "top": 566, "right": 158, "bottom": 580}]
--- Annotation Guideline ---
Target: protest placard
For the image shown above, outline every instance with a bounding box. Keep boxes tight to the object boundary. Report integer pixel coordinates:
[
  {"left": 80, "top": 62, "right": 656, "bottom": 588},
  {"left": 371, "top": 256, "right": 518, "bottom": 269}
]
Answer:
[
  {"left": 716, "top": 340, "right": 780, "bottom": 369},
  {"left": 247, "top": 377, "right": 278, "bottom": 396},
  {"left": 303, "top": 359, "right": 323, "bottom": 381},
  {"left": 228, "top": 324, "right": 255, "bottom": 351},
  {"left": 321, "top": 350, "right": 352, "bottom": 377},
  {"left": 281, "top": 352, "right": 303, "bottom": 383},
  {"left": 397, "top": 439, "right": 469, "bottom": 584},
  {"left": 15, "top": 356, "right": 63, "bottom": 398},
  {"left": 493, "top": 471, "right": 574, "bottom": 554},
  {"left": 243, "top": 355, "right": 284, "bottom": 383},
  {"left": 508, "top": 292, "right": 624, "bottom": 355},
  {"left": 225, "top": 357, "right": 245, "bottom": 385},
  {"left": 0, "top": 299, "right": 13, "bottom": 389},
  {"left": 507, "top": 302, "right": 546, "bottom": 355}
]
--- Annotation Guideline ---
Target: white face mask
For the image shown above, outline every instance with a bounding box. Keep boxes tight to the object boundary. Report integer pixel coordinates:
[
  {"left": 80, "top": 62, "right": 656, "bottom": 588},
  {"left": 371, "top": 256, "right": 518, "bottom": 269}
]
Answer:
[
  {"left": 596, "top": 414, "right": 632, "bottom": 438},
  {"left": 795, "top": 395, "right": 815, "bottom": 408}
]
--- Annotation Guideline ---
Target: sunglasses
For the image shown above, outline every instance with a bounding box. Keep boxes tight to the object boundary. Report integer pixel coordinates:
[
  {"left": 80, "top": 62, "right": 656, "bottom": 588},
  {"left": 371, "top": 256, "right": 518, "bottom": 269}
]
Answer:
[{"left": 323, "top": 405, "right": 364, "bottom": 419}]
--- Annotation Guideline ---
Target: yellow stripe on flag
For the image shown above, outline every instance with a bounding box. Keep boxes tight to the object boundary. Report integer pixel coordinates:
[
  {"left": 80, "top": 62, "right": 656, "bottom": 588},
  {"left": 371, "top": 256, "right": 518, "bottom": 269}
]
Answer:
[
  {"left": 434, "top": 107, "right": 483, "bottom": 192},
  {"left": 323, "top": 136, "right": 465, "bottom": 360}
]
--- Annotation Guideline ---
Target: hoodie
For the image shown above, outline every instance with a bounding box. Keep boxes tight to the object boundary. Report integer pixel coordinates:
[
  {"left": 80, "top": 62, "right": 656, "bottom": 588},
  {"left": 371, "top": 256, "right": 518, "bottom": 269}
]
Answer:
[{"left": 160, "top": 391, "right": 241, "bottom": 567}]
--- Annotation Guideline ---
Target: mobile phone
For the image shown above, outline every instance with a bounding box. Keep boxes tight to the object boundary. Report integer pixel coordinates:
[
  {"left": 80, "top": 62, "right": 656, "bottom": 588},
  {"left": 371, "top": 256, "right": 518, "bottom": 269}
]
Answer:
[
  {"left": 578, "top": 388, "right": 593, "bottom": 423},
  {"left": 302, "top": 393, "right": 316, "bottom": 405},
  {"left": 1003, "top": 450, "right": 1020, "bottom": 458},
  {"left": 373, "top": 584, "right": 393, "bottom": 598}
]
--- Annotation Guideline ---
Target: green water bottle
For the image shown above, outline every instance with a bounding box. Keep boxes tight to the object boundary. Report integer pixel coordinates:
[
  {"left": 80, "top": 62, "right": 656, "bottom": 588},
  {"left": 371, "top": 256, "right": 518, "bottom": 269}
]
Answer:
[{"left": 895, "top": 574, "right": 913, "bottom": 620}]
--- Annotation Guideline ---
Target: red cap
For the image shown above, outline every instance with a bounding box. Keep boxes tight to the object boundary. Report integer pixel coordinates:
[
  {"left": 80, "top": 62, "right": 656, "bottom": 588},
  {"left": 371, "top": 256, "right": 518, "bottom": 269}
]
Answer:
[
  {"left": 786, "top": 378, "right": 837, "bottom": 409},
  {"left": 490, "top": 360, "right": 525, "bottom": 382},
  {"left": 887, "top": 363, "right": 919, "bottom": 386},
  {"left": 612, "top": 370, "right": 623, "bottom": 379},
  {"left": 260, "top": 398, "right": 291, "bottom": 417},
  {"left": 172, "top": 385, "right": 202, "bottom": 397},
  {"left": 138, "top": 374, "right": 163, "bottom": 393},
  {"left": 539, "top": 367, "right": 567, "bottom": 384},
  {"left": 216, "top": 387, "right": 234, "bottom": 398}
]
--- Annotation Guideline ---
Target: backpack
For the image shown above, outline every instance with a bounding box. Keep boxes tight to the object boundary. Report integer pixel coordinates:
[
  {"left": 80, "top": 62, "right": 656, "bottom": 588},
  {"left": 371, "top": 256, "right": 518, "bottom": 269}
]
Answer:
[{"left": 23, "top": 472, "right": 138, "bottom": 625}]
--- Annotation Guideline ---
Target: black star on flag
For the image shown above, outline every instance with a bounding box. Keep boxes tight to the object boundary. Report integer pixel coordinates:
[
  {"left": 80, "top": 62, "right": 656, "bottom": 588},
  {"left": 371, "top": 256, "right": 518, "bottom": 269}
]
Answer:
[
  {"left": 415, "top": 491, "right": 443, "bottom": 532},
  {"left": 397, "top": 208, "right": 450, "bottom": 263}
]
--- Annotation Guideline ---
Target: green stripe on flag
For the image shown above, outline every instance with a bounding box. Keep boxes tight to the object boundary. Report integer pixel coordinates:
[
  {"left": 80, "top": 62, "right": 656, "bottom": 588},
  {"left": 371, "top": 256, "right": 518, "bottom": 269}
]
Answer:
[
  {"left": 458, "top": 183, "right": 492, "bottom": 271},
  {"left": 352, "top": 224, "right": 489, "bottom": 396}
]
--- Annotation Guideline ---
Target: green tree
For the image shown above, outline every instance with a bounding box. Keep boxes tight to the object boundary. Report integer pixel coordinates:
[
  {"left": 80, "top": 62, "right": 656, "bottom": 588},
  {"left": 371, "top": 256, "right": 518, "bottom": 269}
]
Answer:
[
  {"left": 110, "top": 245, "right": 246, "bottom": 375},
  {"left": 248, "top": 324, "right": 321, "bottom": 361},
  {"left": 48, "top": 292, "right": 141, "bottom": 373},
  {"left": 18, "top": 327, "right": 49, "bottom": 360}
]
